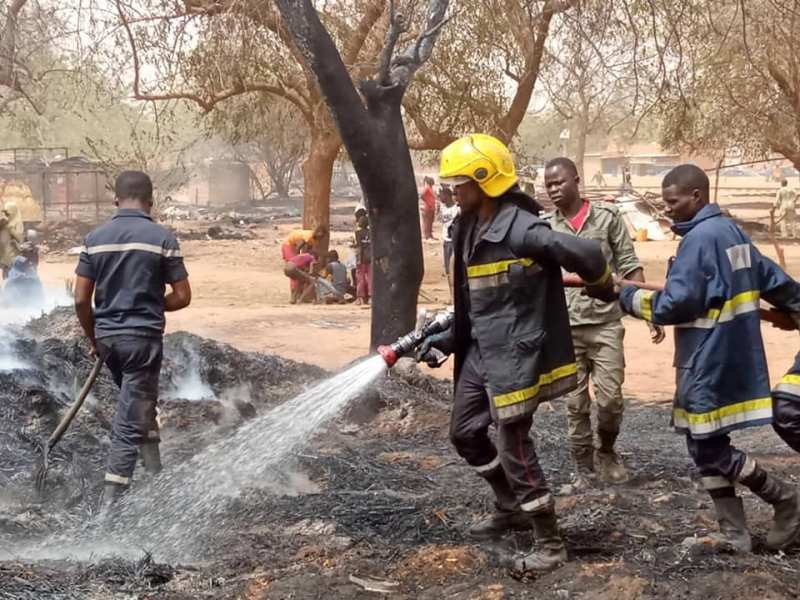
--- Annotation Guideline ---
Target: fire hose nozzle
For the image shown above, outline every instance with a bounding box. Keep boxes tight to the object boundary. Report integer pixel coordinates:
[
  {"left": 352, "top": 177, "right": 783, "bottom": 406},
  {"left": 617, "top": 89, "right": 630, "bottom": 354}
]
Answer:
[{"left": 378, "top": 310, "right": 454, "bottom": 368}]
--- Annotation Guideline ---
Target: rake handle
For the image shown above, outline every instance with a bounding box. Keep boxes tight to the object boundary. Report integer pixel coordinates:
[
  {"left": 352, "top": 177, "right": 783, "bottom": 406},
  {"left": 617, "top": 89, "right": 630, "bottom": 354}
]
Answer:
[
  {"left": 46, "top": 355, "right": 105, "bottom": 451},
  {"left": 562, "top": 275, "right": 798, "bottom": 331}
]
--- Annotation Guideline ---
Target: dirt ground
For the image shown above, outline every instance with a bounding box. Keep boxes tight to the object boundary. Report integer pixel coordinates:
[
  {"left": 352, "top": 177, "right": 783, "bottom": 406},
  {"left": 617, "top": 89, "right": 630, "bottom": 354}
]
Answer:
[{"left": 4, "top": 192, "right": 800, "bottom": 599}]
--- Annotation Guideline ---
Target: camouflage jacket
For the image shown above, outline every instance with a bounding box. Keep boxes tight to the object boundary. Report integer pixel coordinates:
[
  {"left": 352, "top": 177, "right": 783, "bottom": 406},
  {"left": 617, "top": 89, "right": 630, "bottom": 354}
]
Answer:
[{"left": 548, "top": 201, "right": 641, "bottom": 326}]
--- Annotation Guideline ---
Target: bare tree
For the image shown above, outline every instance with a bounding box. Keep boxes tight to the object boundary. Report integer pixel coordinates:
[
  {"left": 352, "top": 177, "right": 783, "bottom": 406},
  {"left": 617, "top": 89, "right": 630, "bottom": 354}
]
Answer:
[
  {"left": 0, "top": 0, "right": 75, "bottom": 113},
  {"left": 651, "top": 0, "right": 800, "bottom": 170},
  {"left": 271, "top": 0, "right": 449, "bottom": 346},
  {"left": 539, "top": 2, "right": 642, "bottom": 181},
  {"left": 403, "top": 0, "right": 577, "bottom": 149},
  {"left": 105, "top": 0, "right": 389, "bottom": 239},
  {"left": 206, "top": 97, "right": 308, "bottom": 200}
]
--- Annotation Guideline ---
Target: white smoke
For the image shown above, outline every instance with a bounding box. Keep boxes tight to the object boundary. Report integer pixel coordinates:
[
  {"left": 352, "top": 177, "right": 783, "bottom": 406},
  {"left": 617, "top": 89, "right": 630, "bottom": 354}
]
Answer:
[
  {"left": 163, "top": 345, "right": 215, "bottom": 401},
  {"left": 0, "top": 286, "right": 73, "bottom": 373}
]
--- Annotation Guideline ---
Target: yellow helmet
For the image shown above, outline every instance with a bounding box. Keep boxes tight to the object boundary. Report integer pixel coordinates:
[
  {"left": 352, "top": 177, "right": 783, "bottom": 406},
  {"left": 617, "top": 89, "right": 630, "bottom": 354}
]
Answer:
[{"left": 439, "top": 134, "right": 518, "bottom": 198}]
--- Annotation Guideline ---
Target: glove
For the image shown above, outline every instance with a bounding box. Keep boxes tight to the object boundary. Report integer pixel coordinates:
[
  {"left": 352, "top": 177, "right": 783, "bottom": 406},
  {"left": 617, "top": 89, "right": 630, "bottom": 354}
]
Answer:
[
  {"left": 416, "top": 329, "right": 454, "bottom": 368},
  {"left": 584, "top": 279, "right": 618, "bottom": 302}
]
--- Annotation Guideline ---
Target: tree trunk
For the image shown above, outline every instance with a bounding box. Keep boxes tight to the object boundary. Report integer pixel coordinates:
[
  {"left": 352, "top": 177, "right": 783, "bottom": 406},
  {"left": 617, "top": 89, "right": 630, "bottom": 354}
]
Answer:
[
  {"left": 360, "top": 89, "right": 424, "bottom": 348},
  {"left": 301, "top": 133, "right": 340, "bottom": 238}
]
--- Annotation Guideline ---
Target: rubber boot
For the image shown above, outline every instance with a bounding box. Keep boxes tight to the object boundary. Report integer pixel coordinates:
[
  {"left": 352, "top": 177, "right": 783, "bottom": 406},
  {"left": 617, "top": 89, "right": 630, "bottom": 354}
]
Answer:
[
  {"left": 97, "top": 481, "right": 127, "bottom": 521},
  {"left": 140, "top": 443, "right": 162, "bottom": 475},
  {"left": 595, "top": 429, "right": 629, "bottom": 484},
  {"left": 707, "top": 496, "right": 752, "bottom": 552},
  {"left": 469, "top": 466, "right": 531, "bottom": 539},
  {"left": 739, "top": 462, "right": 800, "bottom": 550},
  {"left": 513, "top": 511, "right": 568, "bottom": 573}
]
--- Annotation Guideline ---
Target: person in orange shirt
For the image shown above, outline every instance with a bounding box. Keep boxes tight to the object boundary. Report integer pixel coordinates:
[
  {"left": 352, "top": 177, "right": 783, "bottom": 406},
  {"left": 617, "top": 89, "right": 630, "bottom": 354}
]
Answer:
[{"left": 281, "top": 225, "right": 326, "bottom": 302}]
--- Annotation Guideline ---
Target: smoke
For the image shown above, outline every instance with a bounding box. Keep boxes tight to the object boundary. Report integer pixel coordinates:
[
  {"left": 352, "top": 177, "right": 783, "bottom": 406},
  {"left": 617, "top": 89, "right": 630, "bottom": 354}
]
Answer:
[
  {"left": 163, "top": 344, "right": 215, "bottom": 401},
  {"left": 0, "top": 286, "right": 73, "bottom": 372},
  {"left": 0, "top": 285, "right": 73, "bottom": 330}
]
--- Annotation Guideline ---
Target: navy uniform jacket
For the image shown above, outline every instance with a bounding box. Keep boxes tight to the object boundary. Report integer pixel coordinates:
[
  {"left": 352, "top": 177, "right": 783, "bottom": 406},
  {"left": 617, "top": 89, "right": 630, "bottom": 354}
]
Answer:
[
  {"left": 620, "top": 203, "right": 800, "bottom": 438},
  {"left": 76, "top": 209, "right": 188, "bottom": 339},
  {"left": 448, "top": 190, "right": 610, "bottom": 424}
]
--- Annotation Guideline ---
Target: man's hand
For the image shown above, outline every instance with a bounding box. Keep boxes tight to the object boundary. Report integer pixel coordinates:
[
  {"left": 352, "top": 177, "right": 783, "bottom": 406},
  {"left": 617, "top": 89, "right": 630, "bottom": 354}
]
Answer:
[
  {"left": 648, "top": 322, "right": 666, "bottom": 344},
  {"left": 416, "top": 330, "right": 454, "bottom": 368},
  {"left": 584, "top": 278, "right": 618, "bottom": 303}
]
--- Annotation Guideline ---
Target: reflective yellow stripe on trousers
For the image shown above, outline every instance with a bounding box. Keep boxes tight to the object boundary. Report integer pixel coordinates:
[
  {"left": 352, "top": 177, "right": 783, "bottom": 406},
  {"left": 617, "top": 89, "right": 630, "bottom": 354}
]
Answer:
[
  {"left": 673, "top": 397, "right": 773, "bottom": 436},
  {"left": 774, "top": 373, "right": 800, "bottom": 397}
]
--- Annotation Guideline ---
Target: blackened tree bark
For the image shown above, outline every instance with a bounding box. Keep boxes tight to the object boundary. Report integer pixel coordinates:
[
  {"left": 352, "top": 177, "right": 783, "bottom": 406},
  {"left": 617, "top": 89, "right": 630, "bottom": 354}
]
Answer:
[{"left": 273, "top": 0, "right": 449, "bottom": 348}]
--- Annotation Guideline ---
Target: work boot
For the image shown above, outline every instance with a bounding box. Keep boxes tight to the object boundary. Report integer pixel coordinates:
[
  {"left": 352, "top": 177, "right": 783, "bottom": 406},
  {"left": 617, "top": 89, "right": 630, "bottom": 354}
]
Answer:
[
  {"left": 560, "top": 445, "right": 595, "bottom": 494},
  {"left": 739, "top": 461, "right": 800, "bottom": 550},
  {"left": 469, "top": 465, "right": 531, "bottom": 539},
  {"left": 97, "top": 481, "right": 127, "bottom": 521},
  {"left": 595, "top": 429, "right": 629, "bottom": 484},
  {"left": 707, "top": 496, "right": 752, "bottom": 552},
  {"left": 140, "top": 443, "right": 162, "bottom": 476},
  {"left": 513, "top": 511, "right": 567, "bottom": 573}
]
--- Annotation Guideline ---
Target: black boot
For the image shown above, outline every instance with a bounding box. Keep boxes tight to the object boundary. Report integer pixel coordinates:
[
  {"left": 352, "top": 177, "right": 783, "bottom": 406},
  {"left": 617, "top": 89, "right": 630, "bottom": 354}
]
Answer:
[
  {"left": 469, "top": 464, "right": 531, "bottom": 539},
  {"left": 738, "top": 459, "right": 800, "bottom": 550},
  {"left": 595, "top": 429, "right": 629, "bottom": 484},
  {"left": 97, "top": 481, "right": 127, "bottom": 520},
  {"left": 140, "top": 443, "right": 162, "bottom": 475},
  {"left": 708, "top": 496, "right": 752, "bottom": 552},
  {"left": 513, "top": 511, "right": 567, "bottom": 573}
]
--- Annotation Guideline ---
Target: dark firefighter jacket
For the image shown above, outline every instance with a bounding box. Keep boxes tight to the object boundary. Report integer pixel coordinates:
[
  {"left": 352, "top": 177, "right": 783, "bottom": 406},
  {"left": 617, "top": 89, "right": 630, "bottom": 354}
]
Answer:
[
  {"left": 448, "top": 189, "right": 611, "bottom": 425},
  {"left": 620, "top": 203, "right": 800, "bottom": 439}
]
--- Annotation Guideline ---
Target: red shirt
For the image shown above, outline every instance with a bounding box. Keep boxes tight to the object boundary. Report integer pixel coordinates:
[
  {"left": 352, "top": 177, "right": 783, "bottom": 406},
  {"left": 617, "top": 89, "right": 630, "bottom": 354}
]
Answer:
[
  {"left": 290, "top": 253, "right": 315, "bottom": 270},
  {"left": 568, "top": 200, "right": 590, "bottom": 232},
  {"left": 422, "top": 186, "right": 436, "bottom": 214}
]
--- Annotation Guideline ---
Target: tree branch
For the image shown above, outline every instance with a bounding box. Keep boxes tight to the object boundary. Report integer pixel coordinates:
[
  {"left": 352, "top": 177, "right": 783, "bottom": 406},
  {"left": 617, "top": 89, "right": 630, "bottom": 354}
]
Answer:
[
  {"left": 389, "top": 0, "right": 450, "bottom": 90},
  {"left": 377, "top": 0, "right": 408, "bottom": 86}
]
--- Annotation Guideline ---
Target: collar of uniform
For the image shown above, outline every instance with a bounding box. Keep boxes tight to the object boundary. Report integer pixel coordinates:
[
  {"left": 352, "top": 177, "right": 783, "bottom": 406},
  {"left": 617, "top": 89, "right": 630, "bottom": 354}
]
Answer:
[
  {"left": 481, "top": 200, "right": 517, "bottom": 243},
  {"left": 113, "top": 208, "right": 153, "bottom": 220},
  {"left": 671, "top": 203, "right": 721, "bottom": 237},
  {"left": 552, "top": 199, "right": 592, "bottom": 233}
]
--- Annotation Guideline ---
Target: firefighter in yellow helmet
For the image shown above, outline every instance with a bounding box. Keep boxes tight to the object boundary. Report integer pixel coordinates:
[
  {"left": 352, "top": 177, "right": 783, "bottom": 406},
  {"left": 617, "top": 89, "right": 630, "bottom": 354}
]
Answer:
[{"left": 417, "top": 134, "right": 614, "bottom": 573}]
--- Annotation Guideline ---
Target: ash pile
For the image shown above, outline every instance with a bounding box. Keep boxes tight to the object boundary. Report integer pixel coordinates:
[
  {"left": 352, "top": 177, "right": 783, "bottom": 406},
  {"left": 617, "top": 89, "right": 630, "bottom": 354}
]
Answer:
[{"left": 2, "top": 309, "right": 800, "bottom": 599}]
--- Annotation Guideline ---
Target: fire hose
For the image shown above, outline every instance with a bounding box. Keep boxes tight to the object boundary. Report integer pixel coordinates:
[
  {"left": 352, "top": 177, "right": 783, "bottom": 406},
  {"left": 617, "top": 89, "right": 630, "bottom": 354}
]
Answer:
[
  {"left": 562, "top": 275, "right": 798, "bottom": 331},
  {"left": 375, "top": 275, "right": 798, "bottom": 370}
]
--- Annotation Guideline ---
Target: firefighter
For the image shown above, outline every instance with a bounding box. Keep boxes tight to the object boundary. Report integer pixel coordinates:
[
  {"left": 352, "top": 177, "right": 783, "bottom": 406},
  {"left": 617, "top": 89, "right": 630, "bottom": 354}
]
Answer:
[
  {"left": 545, "top": 157, "right": 664, "bottom": 487},
  {"left": 418, "top": 134, "right": 614, "bottom": 572},
  {"left": 619, "top": 164, "right": 800, "bottom": 552},
  {"left": 74, "top": 171, "right": 192, "bottom": 513}
]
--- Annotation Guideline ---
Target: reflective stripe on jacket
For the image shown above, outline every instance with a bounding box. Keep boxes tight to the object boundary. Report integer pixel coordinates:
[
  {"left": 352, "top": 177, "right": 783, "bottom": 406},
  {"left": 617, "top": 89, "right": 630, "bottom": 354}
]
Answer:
[
  {"left": 620, "top": 203, "right": 800, "bottom": 438},
  {"left": 450, "top": 189, "right": 610, "bottom": 424}
]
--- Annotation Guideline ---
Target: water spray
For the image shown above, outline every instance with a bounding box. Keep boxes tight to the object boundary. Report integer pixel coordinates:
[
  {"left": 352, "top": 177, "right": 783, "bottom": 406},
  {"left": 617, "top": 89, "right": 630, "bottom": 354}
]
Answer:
[{"left": 377, "top": 309, "right": 454, "bottom": 368}]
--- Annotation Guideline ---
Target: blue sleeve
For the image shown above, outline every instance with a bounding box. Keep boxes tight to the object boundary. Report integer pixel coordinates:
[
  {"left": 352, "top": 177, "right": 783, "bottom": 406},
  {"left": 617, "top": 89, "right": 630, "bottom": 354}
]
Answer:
[
  {"left": 621, "top": 235, "right": 723, "bottom": 325},
  {"left": 753, "top": 247, "right": 800, "bottom": 312},
  {"left": 162, "top": 232, "right": 189, "bottom": 284},
  {"left": 75, "top": 237, "right": 95, "bottom": 280}
]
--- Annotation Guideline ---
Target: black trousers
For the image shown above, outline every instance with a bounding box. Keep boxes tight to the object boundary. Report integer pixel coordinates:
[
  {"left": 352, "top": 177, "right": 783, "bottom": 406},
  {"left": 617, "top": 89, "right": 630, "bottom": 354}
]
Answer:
[
  {"left": 774, "top": 397, "right": 800, "bottom": 453},
  {"left": 449, "top": 343, "right": 551, "bottom": 512},
  {"left": 98, "top": 335, "right": 163, "bottom": 485},
  {"left": 686, "top": 434, "right": 748, "bottom": 496}
]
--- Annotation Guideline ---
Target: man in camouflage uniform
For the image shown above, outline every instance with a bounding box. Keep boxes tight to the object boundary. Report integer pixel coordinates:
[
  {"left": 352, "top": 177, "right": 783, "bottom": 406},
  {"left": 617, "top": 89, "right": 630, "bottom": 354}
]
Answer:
[{"left": 545, "top": 157, "right": 664, "bottom": 486}]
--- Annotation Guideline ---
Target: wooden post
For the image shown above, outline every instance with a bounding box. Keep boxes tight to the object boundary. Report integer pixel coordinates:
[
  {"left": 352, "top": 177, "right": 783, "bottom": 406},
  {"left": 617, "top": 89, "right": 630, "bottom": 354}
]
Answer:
[{"left": 713, "top": 153, "right": 724, "bottom": 203}]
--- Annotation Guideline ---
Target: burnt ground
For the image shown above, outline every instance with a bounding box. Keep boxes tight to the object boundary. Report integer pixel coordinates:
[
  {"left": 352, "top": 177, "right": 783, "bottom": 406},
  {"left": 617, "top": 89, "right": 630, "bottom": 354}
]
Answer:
[{"left": 1, "top": 309, "right": 800, "bottom": 599}]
